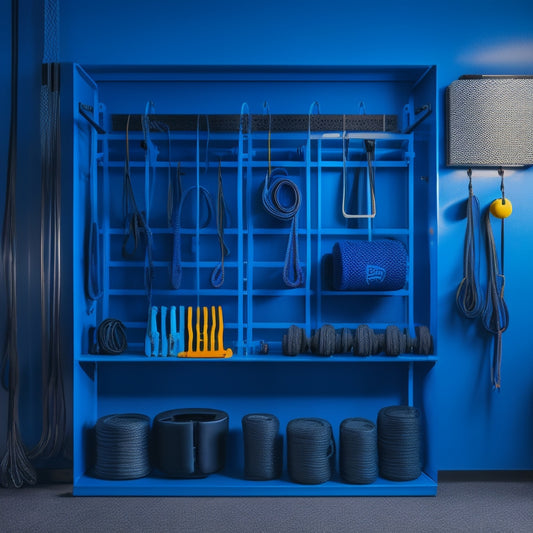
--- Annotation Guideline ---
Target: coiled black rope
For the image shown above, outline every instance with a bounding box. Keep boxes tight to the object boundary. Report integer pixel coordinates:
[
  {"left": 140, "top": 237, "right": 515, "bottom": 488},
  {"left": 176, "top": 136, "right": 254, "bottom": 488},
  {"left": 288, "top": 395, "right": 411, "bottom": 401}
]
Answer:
[
  {"left": 378, "top": 406, "right": 423, "bottom": 481},
  {"left": 242, "top": 413, "right": 283, "bottom": 480},
  {"left": 0, "top": 0, "right": 37, "bottom": 489},
  {"left": 97, "top": 319, "right": 127, "bottom": 355},
  {"left": 340, "top": 418, "right": 378, "bottom": 484},
  {"left": 287, "top": 418, "right": 335, "bottom": 484},
  {"left": 93, "top": 414, "right": 151, "bottom": 480}
]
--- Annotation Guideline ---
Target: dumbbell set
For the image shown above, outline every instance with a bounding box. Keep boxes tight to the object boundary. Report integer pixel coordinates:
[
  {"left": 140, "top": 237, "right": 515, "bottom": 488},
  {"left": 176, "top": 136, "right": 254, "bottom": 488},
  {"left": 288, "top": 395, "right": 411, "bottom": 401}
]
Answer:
[{"left": 282, "top": 324, "right": 433, "bottom": 357}]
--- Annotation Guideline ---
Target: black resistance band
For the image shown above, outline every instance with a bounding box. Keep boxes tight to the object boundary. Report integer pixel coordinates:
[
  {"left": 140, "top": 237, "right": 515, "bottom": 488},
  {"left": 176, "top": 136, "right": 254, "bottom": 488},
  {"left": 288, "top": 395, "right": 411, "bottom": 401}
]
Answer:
[{"left": 0, "top": 0, "right": 37, "bottom": 488}]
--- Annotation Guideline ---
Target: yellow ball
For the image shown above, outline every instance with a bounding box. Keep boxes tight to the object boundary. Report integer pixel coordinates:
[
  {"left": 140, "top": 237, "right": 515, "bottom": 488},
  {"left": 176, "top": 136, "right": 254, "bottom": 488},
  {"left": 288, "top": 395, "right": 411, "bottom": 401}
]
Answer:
[{"left": 490, "top": 198, "right": 512, "bottom": 219}]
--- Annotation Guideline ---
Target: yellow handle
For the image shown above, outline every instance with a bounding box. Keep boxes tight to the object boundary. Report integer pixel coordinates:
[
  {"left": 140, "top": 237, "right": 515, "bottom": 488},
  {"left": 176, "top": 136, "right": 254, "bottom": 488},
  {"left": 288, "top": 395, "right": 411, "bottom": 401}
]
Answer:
[
  {"left": 217, "top": 306, "right": 224, "bottom": 352},
  {"left": 179, "top": 305, "right": 232, "bottom": 358}
]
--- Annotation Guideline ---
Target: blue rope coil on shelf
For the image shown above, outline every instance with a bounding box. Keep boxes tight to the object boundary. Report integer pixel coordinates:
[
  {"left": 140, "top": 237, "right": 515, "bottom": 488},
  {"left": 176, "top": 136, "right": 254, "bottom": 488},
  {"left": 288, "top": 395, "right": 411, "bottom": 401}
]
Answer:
[
  {"left": 262, "top": 168, "right": 304, "bottom": 288},
  {"left": 93, "top": 413, "right": 151, "bottom": 480},
  {"left": 287, "top": 418, "right": 335, "bottom": 484},
  {"left": 340, "top": 417, "right": 378, "bottom": 484},
  {"left": 456, "top": 170, "right": 483, "bottom": 318},
  {"left": 378, "top": 405, "right": 422, "bottom": 482},
  {"left": 242, "top": 413, "right": 283, "bottom": 481}
]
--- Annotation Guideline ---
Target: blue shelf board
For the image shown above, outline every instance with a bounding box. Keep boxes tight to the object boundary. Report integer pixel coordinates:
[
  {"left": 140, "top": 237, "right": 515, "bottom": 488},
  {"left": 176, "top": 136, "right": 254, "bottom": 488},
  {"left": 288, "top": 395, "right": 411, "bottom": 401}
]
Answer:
[
  {"left": 77, "top": 353, "right": 437, "bottom": 363},
  {"left": 73, "top": 472, "right": 437, "bottom": 497}
]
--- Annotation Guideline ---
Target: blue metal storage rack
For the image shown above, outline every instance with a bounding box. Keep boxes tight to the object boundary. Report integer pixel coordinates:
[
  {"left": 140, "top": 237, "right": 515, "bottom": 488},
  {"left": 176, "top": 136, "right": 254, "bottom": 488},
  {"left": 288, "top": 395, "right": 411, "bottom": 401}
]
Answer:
[{"left": 65, "top": 64, "right": 438, "bottom": 496}]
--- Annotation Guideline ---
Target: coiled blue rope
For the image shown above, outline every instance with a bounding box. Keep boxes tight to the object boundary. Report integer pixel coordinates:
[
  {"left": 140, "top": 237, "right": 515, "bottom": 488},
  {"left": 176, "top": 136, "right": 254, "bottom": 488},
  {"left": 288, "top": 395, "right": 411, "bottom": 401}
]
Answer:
[
  {"left": 262, "top": 168, "right": 304, "bottom": 288},
  {"left": 456, "top": 170, "right": 483, "bottom": 318}
]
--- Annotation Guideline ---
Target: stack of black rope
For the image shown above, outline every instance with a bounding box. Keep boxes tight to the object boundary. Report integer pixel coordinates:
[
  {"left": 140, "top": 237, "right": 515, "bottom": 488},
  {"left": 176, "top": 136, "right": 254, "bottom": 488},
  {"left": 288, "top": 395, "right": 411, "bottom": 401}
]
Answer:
[
  {"left": 377, "top": 406, "right": 422, "bottom": 481},
  {"left": 287, "top": 418, "right": 335, "bottom": 484},
  {"left": 242, "top": 413, "right": 283, "bottom": 480},
  {"left": 339, "top": 417, "right": 378, "bottom": 484},
  {"left": 93, "top": 414, "right": 151, "bottom": 480}
]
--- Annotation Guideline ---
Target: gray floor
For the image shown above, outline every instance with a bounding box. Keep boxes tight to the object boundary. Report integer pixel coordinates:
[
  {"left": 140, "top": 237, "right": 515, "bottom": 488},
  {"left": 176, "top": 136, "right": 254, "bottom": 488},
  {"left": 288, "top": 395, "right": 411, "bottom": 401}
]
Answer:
[{"left": 1, "top": 475, "right": 533, "bottom": 533}]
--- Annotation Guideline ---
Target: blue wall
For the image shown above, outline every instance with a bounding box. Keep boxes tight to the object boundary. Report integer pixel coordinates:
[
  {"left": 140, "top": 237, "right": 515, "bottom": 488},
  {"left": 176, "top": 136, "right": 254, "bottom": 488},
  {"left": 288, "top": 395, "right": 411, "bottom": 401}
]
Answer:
[{"left": 2, "top": 0, "right": 533, "bottom": 471}]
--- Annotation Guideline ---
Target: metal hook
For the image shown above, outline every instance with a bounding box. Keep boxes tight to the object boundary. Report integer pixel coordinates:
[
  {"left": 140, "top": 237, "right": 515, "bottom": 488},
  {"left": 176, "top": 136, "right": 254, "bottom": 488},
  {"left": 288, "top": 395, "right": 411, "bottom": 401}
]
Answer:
[{"left": 498, "top": 167, "right": 505, "bottom": 204}]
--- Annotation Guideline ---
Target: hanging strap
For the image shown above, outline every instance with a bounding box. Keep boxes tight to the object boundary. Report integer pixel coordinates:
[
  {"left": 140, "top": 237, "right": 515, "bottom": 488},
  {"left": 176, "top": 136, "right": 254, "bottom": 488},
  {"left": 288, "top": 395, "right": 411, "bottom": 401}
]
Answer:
[
  {"left": 482, "top": 169, "right": 509, "bottom": 390},
  {"left": 170, "top": 185, "right": 214, "bottom": 289},
  {"left": 456, "top": 169, "right": 483, "bottom": 318},
  {"left": 122, "top": 115, "right": 154, "bottom": 307},
  {"left": 210, "top": 160, "right": 231, "bottom": 288},
  {"left": 86, "top": 123, "right": 103, "bottom": 306}
]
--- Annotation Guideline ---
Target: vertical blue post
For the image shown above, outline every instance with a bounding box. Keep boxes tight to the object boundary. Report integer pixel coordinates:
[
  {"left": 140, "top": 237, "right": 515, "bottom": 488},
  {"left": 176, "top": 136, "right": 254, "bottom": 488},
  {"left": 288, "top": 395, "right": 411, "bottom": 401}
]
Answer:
[
  {"left": 99, "top": 115, "right": 109, "bottom": 322},
  {"left": 408, "top": 361, "right": 414, "bottom": 406},
  {"left": 407, "top": 132, "right": 415, "bottom": 336},
  {"left": 245, "top": 110, "right": 254, "bottom": 355},
  {"left": 195, "top": 116, "right": 201, "bottom": 308},
  {"left": 316, "top": 137, "right": 323, "bottom": 330}
]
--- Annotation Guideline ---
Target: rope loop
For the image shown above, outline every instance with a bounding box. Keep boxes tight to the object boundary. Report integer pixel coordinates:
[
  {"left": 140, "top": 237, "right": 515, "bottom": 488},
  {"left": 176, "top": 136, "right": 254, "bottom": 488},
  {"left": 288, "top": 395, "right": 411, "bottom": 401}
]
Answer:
[{"left": 262, "top": 168, "right": 304, "bottom": 287}]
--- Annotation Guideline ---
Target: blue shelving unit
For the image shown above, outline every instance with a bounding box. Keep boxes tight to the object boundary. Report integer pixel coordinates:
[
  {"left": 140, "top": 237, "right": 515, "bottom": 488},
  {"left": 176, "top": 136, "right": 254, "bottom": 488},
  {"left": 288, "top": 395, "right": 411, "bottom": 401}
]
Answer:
[{"left": 65, "top": 63, "right": 438, "bottom": 496}]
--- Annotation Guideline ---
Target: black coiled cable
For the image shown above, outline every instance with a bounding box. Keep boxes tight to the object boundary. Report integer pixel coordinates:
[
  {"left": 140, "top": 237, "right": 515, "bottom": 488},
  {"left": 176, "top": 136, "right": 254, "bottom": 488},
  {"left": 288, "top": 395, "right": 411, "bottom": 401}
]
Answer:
[
  {"left": 97, "top": 318, "right": 127, "bottom": 355},
  {"left": 340, "top": 418, "right": 378, "bottom": 484},
  {"left": 287, "top": 418, "right": 335, "bottom": 484},
  {"left": 93, "top": 414, "right": 151, "bottom": 480},
  {"left": 242, "top": 413, "right": 282, "bottom": 481}
]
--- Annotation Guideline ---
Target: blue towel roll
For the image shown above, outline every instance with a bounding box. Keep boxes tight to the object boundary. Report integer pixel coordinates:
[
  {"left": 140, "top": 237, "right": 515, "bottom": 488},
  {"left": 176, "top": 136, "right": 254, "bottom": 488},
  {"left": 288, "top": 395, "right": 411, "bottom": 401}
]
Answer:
[{"left": 332, "top": 240, "right": 408, "bottom": 291}]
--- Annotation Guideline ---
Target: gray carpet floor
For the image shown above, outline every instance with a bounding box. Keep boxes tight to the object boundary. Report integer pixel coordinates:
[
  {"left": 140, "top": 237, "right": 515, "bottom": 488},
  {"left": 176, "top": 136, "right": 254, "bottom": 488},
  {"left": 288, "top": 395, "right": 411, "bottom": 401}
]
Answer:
[{"left": 1, "top": 475, "right": 532, "bottom": 533}]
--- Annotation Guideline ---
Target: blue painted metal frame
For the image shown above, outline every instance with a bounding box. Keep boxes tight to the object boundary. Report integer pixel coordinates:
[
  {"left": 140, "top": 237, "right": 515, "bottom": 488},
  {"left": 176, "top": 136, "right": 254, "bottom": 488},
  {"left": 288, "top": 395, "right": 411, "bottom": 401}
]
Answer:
[{"left": 69, "top": 64, "right": 437, "bottom": 496}]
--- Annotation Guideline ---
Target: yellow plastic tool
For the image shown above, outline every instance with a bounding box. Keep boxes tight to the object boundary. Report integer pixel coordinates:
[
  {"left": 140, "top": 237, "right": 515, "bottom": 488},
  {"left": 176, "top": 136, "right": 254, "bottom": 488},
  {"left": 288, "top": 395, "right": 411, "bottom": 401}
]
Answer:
[{"left": 179, "top": 306, "right": 233, "bottom": 358}]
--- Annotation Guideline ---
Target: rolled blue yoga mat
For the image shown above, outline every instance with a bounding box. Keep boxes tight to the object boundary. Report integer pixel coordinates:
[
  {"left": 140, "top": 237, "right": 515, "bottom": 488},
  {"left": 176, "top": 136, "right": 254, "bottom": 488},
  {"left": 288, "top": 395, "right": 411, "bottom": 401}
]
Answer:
[{"left": 332, "top": 239, "right": 408, "bottom": 291}]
